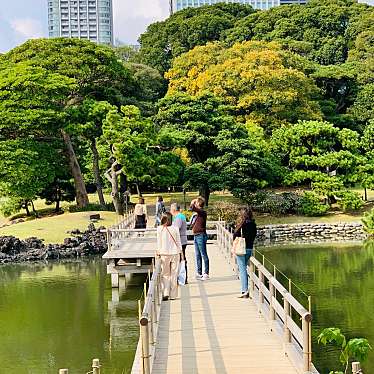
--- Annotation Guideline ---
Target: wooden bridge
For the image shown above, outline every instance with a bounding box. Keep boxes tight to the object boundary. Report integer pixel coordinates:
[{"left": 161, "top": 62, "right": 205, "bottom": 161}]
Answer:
[{"left": 103, "top": 218, "right": 319, "bottom": 374}]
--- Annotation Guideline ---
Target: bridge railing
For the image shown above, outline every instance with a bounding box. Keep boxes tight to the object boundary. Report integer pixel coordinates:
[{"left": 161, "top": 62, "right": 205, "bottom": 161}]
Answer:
[
  {"left": 105, "top": 210, "right": 135, "bottom": 251},
  {"left": 106, "top": 218, "right": 220, "bottom": 252},
  {"left": 216, "top": 221, "right": 317, "bottom": 374},
  {"left": 133, "top": 260, "right": 163, "bottom": 374}
]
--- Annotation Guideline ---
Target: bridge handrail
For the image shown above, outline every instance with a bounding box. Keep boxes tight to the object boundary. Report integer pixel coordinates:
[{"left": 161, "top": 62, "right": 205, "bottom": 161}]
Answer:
[
  {"left": 215, "top": 221, "right": 315, "bottom": 374},
  {"left": 137, "top": 260, "right": 162, "bottom": 374}
]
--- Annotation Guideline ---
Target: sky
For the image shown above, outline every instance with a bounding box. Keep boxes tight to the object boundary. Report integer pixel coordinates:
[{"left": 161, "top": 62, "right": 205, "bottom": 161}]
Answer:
[{"left": 0, "top": 0, "right": 170, "bottom": 53}]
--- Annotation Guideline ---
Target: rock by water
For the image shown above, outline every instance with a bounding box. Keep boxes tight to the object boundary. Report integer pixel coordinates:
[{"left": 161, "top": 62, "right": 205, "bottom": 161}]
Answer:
[{"left": 0, "top": 224, "right": 107, "bottom": 264}]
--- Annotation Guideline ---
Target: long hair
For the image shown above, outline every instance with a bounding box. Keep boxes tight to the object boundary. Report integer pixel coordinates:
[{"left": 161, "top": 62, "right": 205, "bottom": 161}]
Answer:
[
  {"left": 160, "top": 212, "right": 172, "bottom": 226},
  {"left": 235, "top": 207, "right": 253, "bottom": 232}
]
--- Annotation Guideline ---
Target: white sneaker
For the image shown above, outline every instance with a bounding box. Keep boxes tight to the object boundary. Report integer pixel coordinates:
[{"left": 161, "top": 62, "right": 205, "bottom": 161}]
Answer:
[
  {"left": 202, "top": 274, "right": 210, "bottom": 281},
  {"left": 196, "top": 274, "right": 203, "bottom": 280}
]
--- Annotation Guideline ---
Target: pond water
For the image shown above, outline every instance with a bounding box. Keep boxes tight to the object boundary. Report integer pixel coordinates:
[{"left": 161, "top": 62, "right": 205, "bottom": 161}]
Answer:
[
  {"left": 2, "top": 243, "right": 374, "bottom": 374},
  {"left": 0, "top": 259, "right": 144, "bottom": 374},
  {"left": 262, "top": 241, "right": 374, "bottom": 374}
]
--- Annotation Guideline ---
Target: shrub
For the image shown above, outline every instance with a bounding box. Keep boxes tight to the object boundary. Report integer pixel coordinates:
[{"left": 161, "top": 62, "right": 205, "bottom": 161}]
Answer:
[
  {"left": 208, "top": 201, "right": 242, "bottom": 225},
  {"left": 362, "top": 208, "right": 374, "bottom": 236},
  {"left": 67, "top": 202, "right": 115, "bottom": 213},
  {"left": 298, "top": 192, "right": 330, "bottom": 216},
  {"left": 336, "top": 191, "right": 364, "bottom": 212},
  {"left": 244, "top": 191, "right": 301, "bottom": 216}
]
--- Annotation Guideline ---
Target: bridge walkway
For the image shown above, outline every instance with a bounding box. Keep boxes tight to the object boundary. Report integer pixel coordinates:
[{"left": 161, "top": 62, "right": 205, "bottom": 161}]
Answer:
[{"left": 151, "top": 243, "right": 299, "bottom": 374}]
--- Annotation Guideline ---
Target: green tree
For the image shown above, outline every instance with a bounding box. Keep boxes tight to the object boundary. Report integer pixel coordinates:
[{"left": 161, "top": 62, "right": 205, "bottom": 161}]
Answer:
[
  {"left": 0, "top": 140, "right": 63, "bottom": 216},
  {"left": 155, "top": 93, "right": 235, "bottom": 204},
  {"left": 0, "top": 38, "right": 134, "bottom": 208},
  {"left": 155, "top": 93, "right": 280, "bottom": 204},
  {"left": 126, "top": 63, "right": 166, "bottom": 115},
  {"left": 225, "top": 0, "right": 372, "bottom": 66},
  {"left": 138, "top": 2, "right": 253, "bottom": 73},
  {"left": 71, "top": 99, "right": 117, "bottom": 208},
  {"left": 102, "top": 105, "right": 183, "bottom": 214},
  {"left": 271, "top": 120, "right": 362, "bottom": 200}
]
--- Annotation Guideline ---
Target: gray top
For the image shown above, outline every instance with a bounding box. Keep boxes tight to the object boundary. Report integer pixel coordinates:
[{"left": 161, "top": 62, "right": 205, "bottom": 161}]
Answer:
[{"left": 173, "top": 213, "right": 188, "bottom": 246}]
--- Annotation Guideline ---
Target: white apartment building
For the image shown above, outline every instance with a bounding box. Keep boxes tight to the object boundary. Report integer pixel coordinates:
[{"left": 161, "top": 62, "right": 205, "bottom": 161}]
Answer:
[{"left": 48, "top": 0, "right": 113, "bottom": 45}]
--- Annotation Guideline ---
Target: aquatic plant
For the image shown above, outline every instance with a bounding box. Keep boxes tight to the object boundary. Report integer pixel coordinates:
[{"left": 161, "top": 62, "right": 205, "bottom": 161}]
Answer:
[{"left": 318, "top": 327, "right": 371, "bottom": 374}]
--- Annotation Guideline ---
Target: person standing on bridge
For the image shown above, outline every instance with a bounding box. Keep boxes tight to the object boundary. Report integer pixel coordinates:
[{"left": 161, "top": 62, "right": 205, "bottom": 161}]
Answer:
[
  {"left": 134, "top": 197, "right": 148, "bottom": 229},
  {"left": 190, "top": 197, "right": 209, "bottom": 281},
  {"left": 157, "top": 212, "right": 182, "bottom": 301},
  {"left": 171, "top": 203, "right": 188, "bottom": 283},
  {"left": 155, "top": 196, "right": 166, "bottom": 227},
  {"left": 233, "top": 208, "right": 257, "bottom": 298}
]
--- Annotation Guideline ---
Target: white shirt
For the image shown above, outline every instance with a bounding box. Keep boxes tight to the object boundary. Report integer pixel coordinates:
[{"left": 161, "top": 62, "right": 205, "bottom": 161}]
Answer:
[
  {"left": 134, "top": 203, "right": 147, "bottom": 217},
  {"left": 157, "top": 225, "right": 182, "bottom": 255}
]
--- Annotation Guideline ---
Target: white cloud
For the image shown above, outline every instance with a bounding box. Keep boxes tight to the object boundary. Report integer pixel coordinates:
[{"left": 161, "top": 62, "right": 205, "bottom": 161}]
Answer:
[
  {"left": 10, "top": 18, "right": 43, "bottom": 40},
  {"left": 113, "top": 0, "right": 166, "bottom": 20},
  {"left": 112, "top": 0, "right": 169, "bottom": 44}
]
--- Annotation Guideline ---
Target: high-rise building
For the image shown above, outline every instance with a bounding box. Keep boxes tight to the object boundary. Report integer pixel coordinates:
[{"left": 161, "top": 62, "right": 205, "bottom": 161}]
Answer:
[
  {"left": 170, "top": 0, "right": 306, "bottom": 13},
  {"left": 48, "top": 0, "right": 113, "bottom": 45}
]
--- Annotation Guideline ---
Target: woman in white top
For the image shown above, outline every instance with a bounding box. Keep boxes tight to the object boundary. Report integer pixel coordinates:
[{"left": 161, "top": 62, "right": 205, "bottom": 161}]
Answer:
[
  {"left": 157, "top": 212, "right": 182, "bottom": 301},
  {"left": 134, "top": 197, "right": 148, "bottom": 229}
]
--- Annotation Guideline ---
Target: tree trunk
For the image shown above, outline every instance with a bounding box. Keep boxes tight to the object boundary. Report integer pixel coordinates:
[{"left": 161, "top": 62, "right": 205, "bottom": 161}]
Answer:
[
  {"left": 31, "top": 200, "right": 38, "bottom": 217},
  {"left": 61, "top": 129, "right": 89, "bottom": 208},
  {"left": 55, "top": 199, "right": 60, "bottom": 213},
  {"left": 135, "top": 183, "right": 142, "bottom": 197},
  {"left": 91, "top": 138, "right": 105, "bottom": 208},
  {"left": 199, "top": 185, "right": 210, "bottom": 207},
  {"left": 105, "top": 162, "right": 124, "bottom": 216},
  {"left": 364, "top": 187, "right": 368, "bottom": 202},
  {"left": 24, "top": 201, "right": 30, "bottom": 216}
]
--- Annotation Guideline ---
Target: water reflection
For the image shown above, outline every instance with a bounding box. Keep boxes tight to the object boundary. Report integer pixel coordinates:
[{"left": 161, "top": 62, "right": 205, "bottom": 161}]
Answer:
[
  {"left": 263, "top": 240, "right": 374, "bottom": 374},
  {"left": 0, "top": 259, "right": 144, "bottom": 374}
]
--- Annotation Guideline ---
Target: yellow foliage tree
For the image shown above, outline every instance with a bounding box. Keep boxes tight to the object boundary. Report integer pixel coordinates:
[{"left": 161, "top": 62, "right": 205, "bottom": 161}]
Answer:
[{"left": 166, "top": 41, "right": 322, "bottom": 132}]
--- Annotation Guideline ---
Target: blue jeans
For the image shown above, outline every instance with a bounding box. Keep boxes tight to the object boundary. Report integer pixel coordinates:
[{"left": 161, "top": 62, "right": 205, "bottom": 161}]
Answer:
[
  {"left": 236, "top": 249, "right": 252, "bottom": 293},
  {"left": 194, "top": 234, "right": 209, "bottom": 275}
]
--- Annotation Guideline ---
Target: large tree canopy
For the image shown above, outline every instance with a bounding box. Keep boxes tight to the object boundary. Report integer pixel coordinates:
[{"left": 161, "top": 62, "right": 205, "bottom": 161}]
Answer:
[
  {"left": 138, "top": 2, "right": 254, "bottom": 74},
  {"left": 166, "top": 41, "right": 321, "bottom": 132},
  {"left": 155, "top": 93, "right": 281, "bottom": 203},
  {"left": 224, "top": 0, "right": 372, "bottom": 66},
  {"left": 271, "top": 120, "right": 363, "bottom": 197},
  {"left": 0, "top": 38, "right": 135, "bottom": 208}
]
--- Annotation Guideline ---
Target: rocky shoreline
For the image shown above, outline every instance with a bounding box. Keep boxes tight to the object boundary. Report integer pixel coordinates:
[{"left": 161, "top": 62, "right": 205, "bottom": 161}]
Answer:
[
  {"left": 256, "top": 222, "right": 367, "bottom": 245},
  {"left": 0, "top": 224, "right": 107, "bottom": 264}
]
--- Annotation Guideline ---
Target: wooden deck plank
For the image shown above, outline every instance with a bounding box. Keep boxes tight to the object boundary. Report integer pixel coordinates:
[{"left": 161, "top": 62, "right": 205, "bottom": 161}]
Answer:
[{"left": 151, "top": 244, "right": 299, "bottom": 374}]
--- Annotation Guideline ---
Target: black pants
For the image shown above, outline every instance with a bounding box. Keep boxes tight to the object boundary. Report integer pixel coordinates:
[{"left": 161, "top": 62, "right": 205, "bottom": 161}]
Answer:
[{"left": 182, "top": 244, "right": 188, "bottom": 282}]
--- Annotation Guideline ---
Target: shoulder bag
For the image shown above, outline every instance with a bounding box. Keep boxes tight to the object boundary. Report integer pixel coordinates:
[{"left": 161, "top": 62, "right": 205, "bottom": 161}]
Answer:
[{"left": 232, "top": 226, "right": 246, "bottom": 256}]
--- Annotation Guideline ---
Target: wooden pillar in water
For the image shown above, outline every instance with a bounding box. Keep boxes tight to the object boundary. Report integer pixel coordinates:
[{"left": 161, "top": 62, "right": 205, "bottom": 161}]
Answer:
[
  {"left": 92, "top": 359, "right": 100, "bottom": 374},
  {"left": 111, "top": 273, "right": 119, "bottom": 288}
]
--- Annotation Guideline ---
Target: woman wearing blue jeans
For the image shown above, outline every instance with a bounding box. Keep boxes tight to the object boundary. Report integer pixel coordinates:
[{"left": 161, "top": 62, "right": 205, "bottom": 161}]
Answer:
[{"left": 233, "top": 208, "right": 257, "bottom": 298}]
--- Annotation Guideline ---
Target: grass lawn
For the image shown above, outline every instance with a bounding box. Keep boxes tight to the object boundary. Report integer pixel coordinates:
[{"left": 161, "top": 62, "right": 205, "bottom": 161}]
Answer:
[{"left": 0, "top": 211, "right": 117, "bottom": 244}]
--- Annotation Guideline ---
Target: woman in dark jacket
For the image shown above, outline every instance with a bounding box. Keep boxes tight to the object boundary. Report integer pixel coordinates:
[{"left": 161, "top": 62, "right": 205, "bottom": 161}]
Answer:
[{"left": 233, "top": 208, "right": 257, "bottom": 298}]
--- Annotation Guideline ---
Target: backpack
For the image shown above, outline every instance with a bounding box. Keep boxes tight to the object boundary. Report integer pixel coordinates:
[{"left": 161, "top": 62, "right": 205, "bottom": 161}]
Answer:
[{"left": 157, "top": 202, "right": 166, "bottom": 216}]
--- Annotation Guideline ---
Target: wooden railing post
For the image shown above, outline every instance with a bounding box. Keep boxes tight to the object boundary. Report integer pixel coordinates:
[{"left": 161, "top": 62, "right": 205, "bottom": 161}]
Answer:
[
  {"left": 140, "top": 317, "right": 151, "bottom": 374},
  {"left": 302, "top": 312, "right": 312, "bottom": 372},
  {"left": 352, "top": 362, "right": 362, "bottom": 374},
  {"left": 92, "top": 358, "right": 100, "bottom": 374},
  {"left": 249, "top": 259, "right": 254, "bottom": 299},
  {"left": 258, "top": 269, "right": 264, "bottom": 307},
  {"left": 269, "top": 281, "right": 276, "bottom": 321},
  {"left": 283, "top": 296, "right": 292, "bottom": 344}
]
